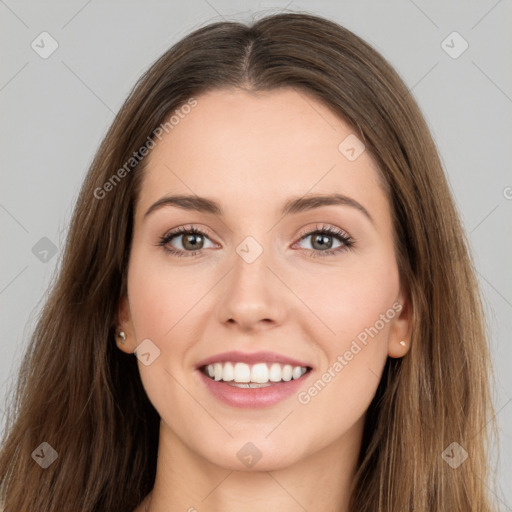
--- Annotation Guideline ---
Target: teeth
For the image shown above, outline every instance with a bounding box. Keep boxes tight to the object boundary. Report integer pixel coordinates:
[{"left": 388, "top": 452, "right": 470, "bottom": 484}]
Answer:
[
  {"left": 269, "top": 363, "right": 282, "bottom": 382},
  {"left": 292, "top": 366, "right": 303, "bottom": 379},
  {"left": 251, "top": 363, "right": 268, "bottom": 383},
  {"left": 214, "top": 362, "right": 223, "bottom": 381},
  {"left": 233, "top": 362, "right": 251, "bottom": 383},
  {"left": 282, "top": 364, "right": 292, "bottom": 382},
  {"left": 204, "top": 361, "right": 308, "bottom": 384},
  {"left": 222, "top": 361, "right": 234, "bottom": 381}
]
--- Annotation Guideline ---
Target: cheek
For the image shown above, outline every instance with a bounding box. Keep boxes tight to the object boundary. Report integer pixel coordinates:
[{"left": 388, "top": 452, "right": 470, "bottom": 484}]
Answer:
[
  {"left": 295, "top": 261, "right": 399, "bottom": 434},
  {"left": 301, "top": 249, "right": 400, "bottom": 352},
  {"left": 126, "top": 248, "right": 202, "bottom": 339}
]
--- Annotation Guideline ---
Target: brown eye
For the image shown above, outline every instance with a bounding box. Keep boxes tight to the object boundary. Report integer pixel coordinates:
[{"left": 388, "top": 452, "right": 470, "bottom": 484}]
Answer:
[
  {"left": 181, "top": 232, "right": 205, "bottom": 251},
  {"left": 310, "top": 233, "right": 335, "bottom": 250},
  {"left": 294, "top": 224, "right": 354, "bottom": 259},
  {"left": 157, "top": 226, "right": 215, "bottom": 257}
]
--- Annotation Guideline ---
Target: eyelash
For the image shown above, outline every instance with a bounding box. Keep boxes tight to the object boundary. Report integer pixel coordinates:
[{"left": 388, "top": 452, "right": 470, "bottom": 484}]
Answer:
[{"left": 157, "top": 224, "right": 354, "bottom": 259}]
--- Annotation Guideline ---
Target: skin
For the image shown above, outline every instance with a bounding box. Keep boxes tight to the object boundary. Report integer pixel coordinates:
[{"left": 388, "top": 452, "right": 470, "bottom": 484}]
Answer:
[{"left": 117, "top": 87, "right": 412, "bottom": 512}]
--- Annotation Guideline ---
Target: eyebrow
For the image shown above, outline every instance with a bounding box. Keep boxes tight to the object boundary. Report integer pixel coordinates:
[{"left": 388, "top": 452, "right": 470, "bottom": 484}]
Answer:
[{"left": 143, "top": 193, "right": 374, "bottom": 224}]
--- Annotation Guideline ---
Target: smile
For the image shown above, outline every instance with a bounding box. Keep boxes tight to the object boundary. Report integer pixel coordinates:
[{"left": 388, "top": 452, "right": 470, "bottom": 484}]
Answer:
[
  {"left": 197, "top": 362, "right": 313, "bottom": 408},
  {"left": 201, "top": 361, "right": 310, "bottom": 387}
]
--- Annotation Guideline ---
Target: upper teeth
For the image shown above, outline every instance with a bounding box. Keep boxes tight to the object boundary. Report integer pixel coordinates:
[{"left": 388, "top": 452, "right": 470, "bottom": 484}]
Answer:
[{"left": 206, "top": 362, "right": 308, "bottom": 383}]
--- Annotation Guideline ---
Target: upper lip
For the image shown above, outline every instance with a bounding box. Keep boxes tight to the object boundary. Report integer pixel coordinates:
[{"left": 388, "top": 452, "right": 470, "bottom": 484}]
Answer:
[{"left": 195, "top": 350, "right": 312, "bottom": 369}]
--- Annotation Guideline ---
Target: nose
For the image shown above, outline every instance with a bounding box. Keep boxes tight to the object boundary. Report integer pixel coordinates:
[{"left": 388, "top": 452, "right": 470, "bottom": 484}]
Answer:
[{"left": 215, "top": 241, "right": 288, "bottom": 332}]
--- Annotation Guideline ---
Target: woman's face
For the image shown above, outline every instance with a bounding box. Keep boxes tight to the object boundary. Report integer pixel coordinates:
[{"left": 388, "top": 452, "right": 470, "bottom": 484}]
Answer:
[{"left": 118, "top": 87, "right": 411, "bottom": 471}]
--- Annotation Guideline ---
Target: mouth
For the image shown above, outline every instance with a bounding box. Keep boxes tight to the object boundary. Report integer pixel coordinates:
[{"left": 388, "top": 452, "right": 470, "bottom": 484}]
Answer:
[
  {"left": 200, "top": 361, "right": 312, "bottom": 388},
  {"left": 195, "top": 350, "right": 314, "bottom": 407},
  {"left": 197, "top": 360, "right": 313, "bottom": 408}
]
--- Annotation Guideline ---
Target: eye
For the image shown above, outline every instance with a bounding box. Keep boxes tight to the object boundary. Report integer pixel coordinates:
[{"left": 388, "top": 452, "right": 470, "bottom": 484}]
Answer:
[
  {"left": 294, "top": 224, "right": 354, "bottom": 258},
  {"left": 157, "top": 225, "right": 216, "bottom": 257},
  {"left": 156, "top": 223, "right": 354, "bottom": 259}
]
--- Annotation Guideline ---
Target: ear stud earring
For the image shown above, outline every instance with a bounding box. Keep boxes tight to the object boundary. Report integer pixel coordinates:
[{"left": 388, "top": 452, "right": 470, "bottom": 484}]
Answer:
[
  {"left": 117, "top": 331, "right": 127, "bottom": 344},
  {"left": 399, "top": 340, "right": 406, "bottom": 347}
]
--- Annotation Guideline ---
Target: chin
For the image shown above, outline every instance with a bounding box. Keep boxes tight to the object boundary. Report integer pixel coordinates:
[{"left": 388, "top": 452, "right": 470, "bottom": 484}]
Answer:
[{"left": 197, "top": 437, "right": 306, "bottom": 472}]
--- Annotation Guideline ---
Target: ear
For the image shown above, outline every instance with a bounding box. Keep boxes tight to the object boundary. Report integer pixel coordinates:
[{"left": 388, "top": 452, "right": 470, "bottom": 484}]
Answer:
[
  {"left": 115, "top": 294, "right": 137, "bottom": 353},
  {"left": 387, "top": 287, "right": 413, "bottom": 359}
]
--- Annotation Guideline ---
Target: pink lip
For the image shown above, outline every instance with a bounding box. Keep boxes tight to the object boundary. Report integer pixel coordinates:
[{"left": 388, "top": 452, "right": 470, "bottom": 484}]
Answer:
[
  {"left": 197, "top": 369, "right": 313, "bottom": 408},
  {"left": 195, "top": 350, "right": 312, "bottom": 369}
]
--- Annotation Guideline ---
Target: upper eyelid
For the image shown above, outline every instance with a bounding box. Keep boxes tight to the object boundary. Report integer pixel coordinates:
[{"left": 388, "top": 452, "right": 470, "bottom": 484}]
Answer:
[
  {"left": 296, "top": 224, "right": 350, "bottom": 240},
  {"left": 162, "top": 225, "right": 216, "bottom": 243}
]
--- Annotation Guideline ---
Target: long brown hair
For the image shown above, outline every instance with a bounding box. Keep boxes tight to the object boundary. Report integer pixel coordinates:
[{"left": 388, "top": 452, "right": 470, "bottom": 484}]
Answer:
[{"left": 0, "top": 12, "right": 497, "bottom": 511}]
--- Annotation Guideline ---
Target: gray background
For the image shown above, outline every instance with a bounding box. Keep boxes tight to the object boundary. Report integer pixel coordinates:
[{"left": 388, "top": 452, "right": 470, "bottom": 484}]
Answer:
[{"left": 1, "top": 0, "right": 511, "bottom": 508}]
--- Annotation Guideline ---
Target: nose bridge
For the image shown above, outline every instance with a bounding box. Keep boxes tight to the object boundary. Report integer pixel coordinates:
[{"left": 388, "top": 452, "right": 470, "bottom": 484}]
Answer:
[
  {"left": 216, "top": 232, "right": 287, "bottom": 329},
  {"left": 232, "top": 236, "right": 269, "bottom": 290}
]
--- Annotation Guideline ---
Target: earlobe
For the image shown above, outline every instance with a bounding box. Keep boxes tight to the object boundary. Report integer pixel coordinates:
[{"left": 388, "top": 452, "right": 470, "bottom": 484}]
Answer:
[
  {"left": 117, "top": 331, "right": 127, "bottom": 345},
  {"left": 388, "top": 338, "right": 410, "bottom": 358},
  {"left": 387, "top": 291, "right": 413, "bottom": 359},
  {"left": 115, "top": 329, "right": 127, "bottom": 348},
  {"left": 115, "top": 329, "right": 133, "bottom": 354},
  {"left": 115, "top": 295, "right": 135, "bottom": 353}
]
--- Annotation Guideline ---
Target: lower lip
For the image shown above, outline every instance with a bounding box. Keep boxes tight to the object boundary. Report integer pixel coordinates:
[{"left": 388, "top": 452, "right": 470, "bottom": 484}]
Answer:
[{"left": 197, "top": 369, "right": 312, "bottom": 408}]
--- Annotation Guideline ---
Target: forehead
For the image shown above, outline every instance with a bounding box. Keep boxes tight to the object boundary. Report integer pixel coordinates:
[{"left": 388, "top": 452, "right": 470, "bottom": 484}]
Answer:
[{"left": 136, "top": 87, "right": 387, "bottom": 220}]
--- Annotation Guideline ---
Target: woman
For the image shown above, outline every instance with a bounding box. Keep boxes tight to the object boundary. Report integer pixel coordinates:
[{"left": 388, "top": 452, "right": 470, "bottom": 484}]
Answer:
[{"left": 0, "top": 12, "right": 497, "bottom": 512}]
